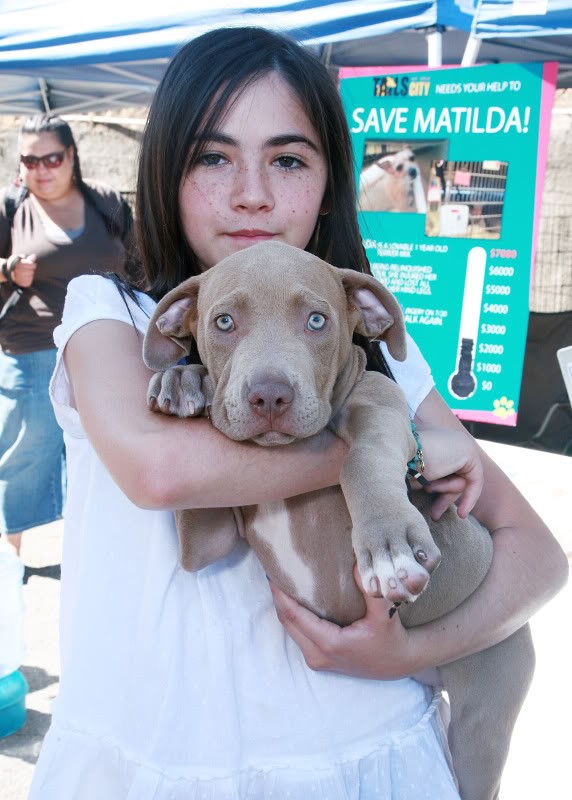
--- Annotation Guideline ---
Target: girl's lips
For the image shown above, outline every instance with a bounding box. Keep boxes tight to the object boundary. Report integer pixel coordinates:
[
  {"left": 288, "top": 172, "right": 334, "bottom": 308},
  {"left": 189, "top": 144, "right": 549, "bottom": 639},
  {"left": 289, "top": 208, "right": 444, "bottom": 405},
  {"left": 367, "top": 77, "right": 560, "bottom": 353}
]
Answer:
[{"left": 227, "top": 230, "right": 276, "bottom": 240}]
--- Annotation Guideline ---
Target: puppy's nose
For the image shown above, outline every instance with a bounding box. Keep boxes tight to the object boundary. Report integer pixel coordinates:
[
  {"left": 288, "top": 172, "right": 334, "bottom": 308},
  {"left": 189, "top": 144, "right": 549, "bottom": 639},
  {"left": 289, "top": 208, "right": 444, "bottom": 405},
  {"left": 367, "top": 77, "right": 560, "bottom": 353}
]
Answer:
[
  {"left": 408, "top": 167, "right": 417, "bottom": 178},
  {"left": 248, "top": 382, "right": 294, "bottom": 420}
]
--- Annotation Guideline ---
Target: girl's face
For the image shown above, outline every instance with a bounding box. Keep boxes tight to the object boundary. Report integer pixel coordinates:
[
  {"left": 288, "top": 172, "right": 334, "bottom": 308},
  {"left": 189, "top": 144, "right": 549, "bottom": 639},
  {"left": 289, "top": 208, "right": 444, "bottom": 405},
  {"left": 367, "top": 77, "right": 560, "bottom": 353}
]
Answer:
[
  {"left": 19, "top": 132, "right": 74, "bottom": 202},
  {"left": 179, "top": 74, "right": 329, "bottom": 271}
]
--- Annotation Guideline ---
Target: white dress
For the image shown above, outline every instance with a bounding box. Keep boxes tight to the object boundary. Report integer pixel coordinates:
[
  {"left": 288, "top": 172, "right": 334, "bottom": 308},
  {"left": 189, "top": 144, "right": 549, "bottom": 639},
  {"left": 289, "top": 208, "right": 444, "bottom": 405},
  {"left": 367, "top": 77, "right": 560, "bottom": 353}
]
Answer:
[{"left": 29, "top": 275, "right": 460, "bottom": 800}]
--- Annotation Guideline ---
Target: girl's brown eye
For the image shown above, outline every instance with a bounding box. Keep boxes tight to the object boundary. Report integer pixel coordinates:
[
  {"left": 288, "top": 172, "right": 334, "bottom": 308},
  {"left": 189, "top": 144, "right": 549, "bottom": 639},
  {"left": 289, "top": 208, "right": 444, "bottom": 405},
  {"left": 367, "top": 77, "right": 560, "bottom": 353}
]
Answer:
[
  {"left": 275, "top": 155, "right": 303, "bottom": 170},
  {"left": 215, "top": 314, "right": 234, "bottom": 331},
  {"left": 198, "top": 152, "right": 226, "bottom": 167}
]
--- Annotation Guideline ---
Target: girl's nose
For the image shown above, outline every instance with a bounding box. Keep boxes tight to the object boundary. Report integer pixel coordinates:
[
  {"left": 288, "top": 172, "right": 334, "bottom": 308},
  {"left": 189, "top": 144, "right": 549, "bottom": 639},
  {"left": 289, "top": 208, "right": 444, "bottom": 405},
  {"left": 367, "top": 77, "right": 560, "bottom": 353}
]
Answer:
[{"left": 231, "top": 165, "right": 274, "bottom": 212}]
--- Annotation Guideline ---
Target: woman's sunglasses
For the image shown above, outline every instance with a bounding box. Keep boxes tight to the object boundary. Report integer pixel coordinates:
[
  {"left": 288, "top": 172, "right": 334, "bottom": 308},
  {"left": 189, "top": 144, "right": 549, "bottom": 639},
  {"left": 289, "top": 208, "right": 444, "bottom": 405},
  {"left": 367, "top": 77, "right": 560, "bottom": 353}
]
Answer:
[{"left": 20, "top": 151, "right": 66, "bottom": 170}]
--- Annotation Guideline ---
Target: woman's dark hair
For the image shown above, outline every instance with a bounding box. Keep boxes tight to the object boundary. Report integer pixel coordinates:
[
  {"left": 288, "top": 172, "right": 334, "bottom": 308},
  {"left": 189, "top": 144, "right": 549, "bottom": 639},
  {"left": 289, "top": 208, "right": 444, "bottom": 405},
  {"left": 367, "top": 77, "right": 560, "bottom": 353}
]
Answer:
[
  {"left": 19, "top": 114, "right": 84, "bottom": 186},
  {"left": 136, "top": 26, "right": 392, "bottom": 375},
  {"left": 18, "top": 114, "right": 133, "bottom": 248}
]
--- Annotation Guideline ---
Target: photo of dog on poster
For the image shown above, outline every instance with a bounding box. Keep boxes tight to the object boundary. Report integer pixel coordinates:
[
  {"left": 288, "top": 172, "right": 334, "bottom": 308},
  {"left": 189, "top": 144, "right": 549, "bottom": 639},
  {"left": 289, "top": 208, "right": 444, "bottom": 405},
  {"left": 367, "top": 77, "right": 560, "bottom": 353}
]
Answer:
[
  {"left": 357, "top": 139, "right": 447, "bottom": 214},
  {"left": 357, "top": 139, "right": 509, "bottom": 240}
]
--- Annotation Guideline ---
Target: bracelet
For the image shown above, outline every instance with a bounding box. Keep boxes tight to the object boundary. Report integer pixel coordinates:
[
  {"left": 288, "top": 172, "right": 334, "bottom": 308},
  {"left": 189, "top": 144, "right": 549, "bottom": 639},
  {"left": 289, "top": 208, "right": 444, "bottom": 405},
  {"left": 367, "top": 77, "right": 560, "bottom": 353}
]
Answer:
[
  {"left": 1, "top": 255, "right": 21, "bottom": 283},
  {"left": 406, "top": 422, "right": 429, "bottom": 487}
]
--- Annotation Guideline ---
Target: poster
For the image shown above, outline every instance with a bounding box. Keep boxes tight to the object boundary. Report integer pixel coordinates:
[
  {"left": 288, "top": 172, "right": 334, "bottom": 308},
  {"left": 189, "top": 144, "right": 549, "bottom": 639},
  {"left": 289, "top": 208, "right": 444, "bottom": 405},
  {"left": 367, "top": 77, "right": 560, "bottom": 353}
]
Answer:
[{"left": 340, "top": 62, "right": 557, "bottom": 425}]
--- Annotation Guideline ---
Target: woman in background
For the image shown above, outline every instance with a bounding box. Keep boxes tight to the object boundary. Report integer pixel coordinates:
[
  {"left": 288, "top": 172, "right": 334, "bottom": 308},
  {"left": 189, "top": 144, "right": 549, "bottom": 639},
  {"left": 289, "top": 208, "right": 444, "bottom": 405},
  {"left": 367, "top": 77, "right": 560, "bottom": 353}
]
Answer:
[{"left": 0, "top": 114, "right": 134, "bottom": 556}]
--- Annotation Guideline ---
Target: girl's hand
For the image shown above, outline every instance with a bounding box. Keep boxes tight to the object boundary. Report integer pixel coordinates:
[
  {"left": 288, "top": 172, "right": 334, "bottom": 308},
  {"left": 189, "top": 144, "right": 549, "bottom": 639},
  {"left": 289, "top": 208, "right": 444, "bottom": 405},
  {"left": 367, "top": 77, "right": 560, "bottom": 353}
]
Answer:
[
  {"left": 11, "top": 254, "right": 37, "bottom": 287},
  {"left": 413, "top": 428, "right": 484, "bottom": 521},
  {"left": 270, "top": 565, "right": 420, "bottom": 680}
]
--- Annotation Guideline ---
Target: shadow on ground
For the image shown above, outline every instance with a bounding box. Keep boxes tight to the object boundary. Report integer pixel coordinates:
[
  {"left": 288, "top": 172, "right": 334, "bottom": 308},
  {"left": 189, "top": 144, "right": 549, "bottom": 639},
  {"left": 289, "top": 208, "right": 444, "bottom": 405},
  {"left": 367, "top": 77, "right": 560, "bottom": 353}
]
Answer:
[
  {"left": 23, "top": 564, "right": 61, "bottom": 584},
  {"left": 20, "top": 666, "right": 58, "bottom": 695},
  {"left": 0, "top": 708, "right": 51, "bottom": 764},
  {"left": 0, "top": 667, "right": 58, "bottom": 763}
]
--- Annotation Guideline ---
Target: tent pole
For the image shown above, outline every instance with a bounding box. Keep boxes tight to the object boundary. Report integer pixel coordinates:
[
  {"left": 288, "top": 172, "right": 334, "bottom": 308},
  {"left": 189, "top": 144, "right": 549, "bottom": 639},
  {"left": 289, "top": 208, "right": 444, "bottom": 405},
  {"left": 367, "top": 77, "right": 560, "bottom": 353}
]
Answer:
[
  {"left": 426, "top": 26, "right": 443, "bottom": 67},
  {"left": 320, "top": 43, "right": 332, "bottom": 68},
  {"left": 462, "top": 34, "right": 482, "bottom": 66},
  {"left": 39, "top": 78, "right": 52, "bottom": 112}
]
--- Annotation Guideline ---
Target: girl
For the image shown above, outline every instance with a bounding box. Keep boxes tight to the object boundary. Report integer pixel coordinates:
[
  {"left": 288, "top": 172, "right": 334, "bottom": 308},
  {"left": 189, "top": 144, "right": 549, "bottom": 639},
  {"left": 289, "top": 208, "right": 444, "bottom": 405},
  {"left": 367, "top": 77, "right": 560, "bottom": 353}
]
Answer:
[{"left": 29, "top": 27, "right": 567, "bottom": 800}]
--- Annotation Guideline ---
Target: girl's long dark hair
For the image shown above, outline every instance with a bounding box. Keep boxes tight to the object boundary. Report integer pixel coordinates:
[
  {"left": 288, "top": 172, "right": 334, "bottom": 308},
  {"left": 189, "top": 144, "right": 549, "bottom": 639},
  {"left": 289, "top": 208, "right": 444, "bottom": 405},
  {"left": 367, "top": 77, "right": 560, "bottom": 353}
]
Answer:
[{"left": 136, "top": 27, "right": 392, "bottom": 375}]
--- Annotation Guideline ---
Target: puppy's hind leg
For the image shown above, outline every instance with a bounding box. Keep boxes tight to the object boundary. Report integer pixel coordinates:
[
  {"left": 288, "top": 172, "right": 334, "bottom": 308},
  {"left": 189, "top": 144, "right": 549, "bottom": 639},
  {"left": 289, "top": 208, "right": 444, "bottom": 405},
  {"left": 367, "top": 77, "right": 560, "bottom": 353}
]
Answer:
[
  {"left": 440, "top": 624, "right": 535, "bottom": 800},
  {"left": 176, "top": 508, "right": 242, "bottom": 572}
]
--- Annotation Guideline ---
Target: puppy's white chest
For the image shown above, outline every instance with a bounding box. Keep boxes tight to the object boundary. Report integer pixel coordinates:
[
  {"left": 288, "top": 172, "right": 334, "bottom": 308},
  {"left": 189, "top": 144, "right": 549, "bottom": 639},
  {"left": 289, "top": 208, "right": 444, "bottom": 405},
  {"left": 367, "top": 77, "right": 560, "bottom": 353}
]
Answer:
[{"left": 248, "top": 501, "right": 318, "bottom": 610}]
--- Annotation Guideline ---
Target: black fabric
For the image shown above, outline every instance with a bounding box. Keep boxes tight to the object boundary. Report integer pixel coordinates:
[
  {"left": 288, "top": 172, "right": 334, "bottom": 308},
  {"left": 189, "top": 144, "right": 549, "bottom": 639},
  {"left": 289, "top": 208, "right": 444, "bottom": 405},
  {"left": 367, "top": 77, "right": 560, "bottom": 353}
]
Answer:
[
  {"left": 464, "top": 311, "right": 572, "bottom": 455},
  {"left": 0, "top": 183, "right": 28, "bottom": 321},
  {"left": 3, "top": 183, "right": 28, "bottom": 228}
]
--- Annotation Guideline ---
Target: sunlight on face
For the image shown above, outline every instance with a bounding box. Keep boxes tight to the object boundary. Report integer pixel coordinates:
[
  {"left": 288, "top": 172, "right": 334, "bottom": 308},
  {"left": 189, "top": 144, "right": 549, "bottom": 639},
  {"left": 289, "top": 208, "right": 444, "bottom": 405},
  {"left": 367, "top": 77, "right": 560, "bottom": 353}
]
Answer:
[{"left": 179, "top": 74, "right": 329, "bottom": 270}]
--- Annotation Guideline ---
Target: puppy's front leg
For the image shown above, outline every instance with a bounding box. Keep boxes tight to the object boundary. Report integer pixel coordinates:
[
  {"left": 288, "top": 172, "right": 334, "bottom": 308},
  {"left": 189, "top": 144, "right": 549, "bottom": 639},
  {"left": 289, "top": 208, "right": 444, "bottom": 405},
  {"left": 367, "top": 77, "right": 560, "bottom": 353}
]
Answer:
[
  {"left": 332, "top": 371, "right": 441, "bottom": 603},
  {"left": 147, "top": 364, "right": 209, "bottom": 418},
  {"left": 148, "top": 366, "right": 239, "bottom": 570}
]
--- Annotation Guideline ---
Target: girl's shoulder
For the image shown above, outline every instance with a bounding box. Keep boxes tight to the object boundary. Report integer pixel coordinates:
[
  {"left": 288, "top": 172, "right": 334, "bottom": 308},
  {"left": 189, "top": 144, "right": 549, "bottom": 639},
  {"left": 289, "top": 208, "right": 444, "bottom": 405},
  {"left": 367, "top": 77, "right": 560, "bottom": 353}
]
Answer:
[
  {"left": 380, "top": 334, "right": 434, "bottom": 417},
  {"left": 57, "top": 274, "right": 156, "bottom": 347}
]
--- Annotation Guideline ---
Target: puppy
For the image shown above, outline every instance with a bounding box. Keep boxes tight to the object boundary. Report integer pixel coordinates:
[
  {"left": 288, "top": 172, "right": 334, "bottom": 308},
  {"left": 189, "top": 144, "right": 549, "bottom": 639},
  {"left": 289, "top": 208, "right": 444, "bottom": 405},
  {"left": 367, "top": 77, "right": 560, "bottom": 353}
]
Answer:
[
  {"left": 358, "top": 147, "right": 421, "bottom": 212},
  {"left": 143, "top": 241, "right": 534, "bottom": 800}
]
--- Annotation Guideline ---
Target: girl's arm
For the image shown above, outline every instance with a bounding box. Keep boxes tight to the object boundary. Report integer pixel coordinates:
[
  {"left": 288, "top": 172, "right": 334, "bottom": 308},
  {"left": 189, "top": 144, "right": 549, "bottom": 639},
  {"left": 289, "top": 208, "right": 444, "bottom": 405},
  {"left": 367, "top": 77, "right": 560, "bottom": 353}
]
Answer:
[
  {"left": 65, "top": 319, "right": 346, "bottom": 509},
  {"left": 270, "top": 388, "right": 569, "bottom": 679}
]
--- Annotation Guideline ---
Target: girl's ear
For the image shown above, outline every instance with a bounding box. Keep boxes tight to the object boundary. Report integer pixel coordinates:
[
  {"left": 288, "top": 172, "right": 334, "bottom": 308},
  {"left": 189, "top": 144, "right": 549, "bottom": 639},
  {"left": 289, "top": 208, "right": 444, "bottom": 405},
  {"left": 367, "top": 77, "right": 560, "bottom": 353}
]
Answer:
[
  {"left": 338, "top": 269, "right": 407, "bottom": 362},
  {"left": 143, "top": 276, "right": 202, "bottom": 370}
]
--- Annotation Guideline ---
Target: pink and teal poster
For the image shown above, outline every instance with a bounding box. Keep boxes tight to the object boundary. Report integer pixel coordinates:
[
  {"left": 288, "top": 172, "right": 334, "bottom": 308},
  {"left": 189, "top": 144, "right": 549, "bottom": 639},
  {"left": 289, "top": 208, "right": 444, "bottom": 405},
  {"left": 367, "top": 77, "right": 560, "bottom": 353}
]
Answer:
[{"left": 340, "top": 62, "right": 557, "bottom": 426}]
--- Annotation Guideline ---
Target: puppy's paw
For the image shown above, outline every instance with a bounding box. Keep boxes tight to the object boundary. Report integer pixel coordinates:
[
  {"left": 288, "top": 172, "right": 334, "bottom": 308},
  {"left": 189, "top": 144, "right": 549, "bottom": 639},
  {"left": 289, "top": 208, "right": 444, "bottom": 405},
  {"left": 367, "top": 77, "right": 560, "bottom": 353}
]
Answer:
[
  {"left": 147, "top": 365, "right": 208, "bottom": 417},
  {"left": 353, "top": 508, "right": 441, "bottom": 604}
]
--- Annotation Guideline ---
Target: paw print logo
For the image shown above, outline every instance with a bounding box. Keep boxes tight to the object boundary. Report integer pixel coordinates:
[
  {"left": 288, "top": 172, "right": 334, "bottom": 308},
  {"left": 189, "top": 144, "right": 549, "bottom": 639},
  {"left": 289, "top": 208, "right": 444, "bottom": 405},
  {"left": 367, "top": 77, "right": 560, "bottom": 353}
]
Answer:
[{"left": 492, "top": 396, "right": 516, "bottom": 419}]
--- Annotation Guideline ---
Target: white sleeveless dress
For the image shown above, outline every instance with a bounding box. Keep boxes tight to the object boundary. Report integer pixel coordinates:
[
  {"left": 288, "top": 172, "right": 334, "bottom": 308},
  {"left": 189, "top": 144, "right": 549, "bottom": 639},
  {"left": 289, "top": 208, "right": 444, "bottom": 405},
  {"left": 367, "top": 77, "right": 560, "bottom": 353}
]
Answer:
[{"left": 29, "top": 275, "right": 460, "bottom": 800}]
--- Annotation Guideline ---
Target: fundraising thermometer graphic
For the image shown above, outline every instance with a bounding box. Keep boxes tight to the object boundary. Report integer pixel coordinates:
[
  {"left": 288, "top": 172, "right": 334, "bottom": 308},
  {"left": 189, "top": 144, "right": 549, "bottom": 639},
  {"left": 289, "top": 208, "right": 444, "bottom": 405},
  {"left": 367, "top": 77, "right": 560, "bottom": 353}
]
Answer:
[{"left": 449, "top": 246, "right": 487, "bottom": 399}]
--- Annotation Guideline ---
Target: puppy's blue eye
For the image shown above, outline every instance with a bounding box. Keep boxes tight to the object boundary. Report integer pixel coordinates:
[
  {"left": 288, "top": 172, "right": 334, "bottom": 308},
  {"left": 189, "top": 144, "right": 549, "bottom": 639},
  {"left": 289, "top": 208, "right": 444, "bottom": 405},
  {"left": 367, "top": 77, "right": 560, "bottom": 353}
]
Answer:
[
  {"left": 215, "top": 314, "right": 234, "bottom": 331},
  {"left": 307, "top": 313, "right": 326, "bottom": 331}
]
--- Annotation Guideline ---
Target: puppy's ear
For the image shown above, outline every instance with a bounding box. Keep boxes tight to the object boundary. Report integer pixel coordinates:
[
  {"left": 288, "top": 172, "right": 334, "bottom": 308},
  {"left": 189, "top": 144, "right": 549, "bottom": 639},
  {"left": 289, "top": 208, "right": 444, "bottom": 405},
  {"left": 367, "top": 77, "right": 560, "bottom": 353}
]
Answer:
[
  {"left": 377, "top": 156, "right": 394, "bottom": 174},
  {"left": 143, "top": 276, "right": 202, "bottom": 370},
  {"left": 339, "top": 269, "right": 407, "bottom": 362}
]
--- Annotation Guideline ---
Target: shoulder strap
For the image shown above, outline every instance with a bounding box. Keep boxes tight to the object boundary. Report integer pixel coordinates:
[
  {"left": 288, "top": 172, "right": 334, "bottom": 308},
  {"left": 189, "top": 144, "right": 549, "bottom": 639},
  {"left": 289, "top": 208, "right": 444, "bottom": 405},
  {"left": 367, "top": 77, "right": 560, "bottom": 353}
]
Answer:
[
  {"left": 0, "top": 183, "right": 28, "bottom": 323},
  {"left": 4, "top": 183, "right": 29, "bottom": 227}
]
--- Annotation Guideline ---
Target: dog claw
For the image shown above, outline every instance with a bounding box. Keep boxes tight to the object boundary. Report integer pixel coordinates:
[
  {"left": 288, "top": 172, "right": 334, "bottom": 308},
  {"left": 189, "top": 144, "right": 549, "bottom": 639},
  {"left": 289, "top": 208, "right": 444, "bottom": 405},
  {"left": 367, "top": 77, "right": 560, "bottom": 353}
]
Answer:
[
  {"left": 369, "top": 576, "right": 381, "bottom": 595},
  {"left": 416, "top": 549, "right": 427, "bottom": 562},
  {"left": 389, "top": 602, "right": 401, "bottom": 619}
]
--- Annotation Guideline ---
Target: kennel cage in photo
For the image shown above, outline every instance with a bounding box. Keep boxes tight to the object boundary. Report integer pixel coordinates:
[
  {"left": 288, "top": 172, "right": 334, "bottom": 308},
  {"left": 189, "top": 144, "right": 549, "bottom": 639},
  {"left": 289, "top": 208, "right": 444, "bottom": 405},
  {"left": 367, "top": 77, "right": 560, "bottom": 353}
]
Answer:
[{"left": 428, "top": 160, "right": 508, "bottom": 238}]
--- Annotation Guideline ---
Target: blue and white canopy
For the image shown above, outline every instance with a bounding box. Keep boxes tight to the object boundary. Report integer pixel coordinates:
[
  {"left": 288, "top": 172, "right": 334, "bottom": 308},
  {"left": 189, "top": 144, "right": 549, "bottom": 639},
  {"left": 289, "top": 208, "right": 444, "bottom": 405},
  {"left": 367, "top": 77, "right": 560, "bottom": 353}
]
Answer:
[{"left": 0, "top": 1, "right": 570, "bottom": 114}]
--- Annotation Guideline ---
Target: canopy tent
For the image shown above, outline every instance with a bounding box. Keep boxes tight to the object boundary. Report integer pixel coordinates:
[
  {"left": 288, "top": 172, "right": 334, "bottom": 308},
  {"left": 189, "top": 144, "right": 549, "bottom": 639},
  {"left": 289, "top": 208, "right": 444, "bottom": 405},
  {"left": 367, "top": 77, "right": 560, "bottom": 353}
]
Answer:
[{"left": 0, "top": 0, "right": 571, "bottom": 114}]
